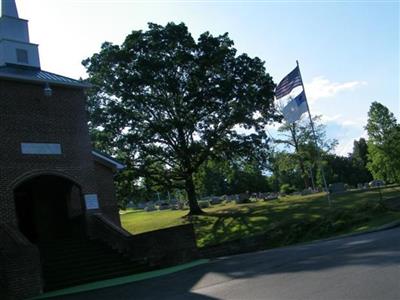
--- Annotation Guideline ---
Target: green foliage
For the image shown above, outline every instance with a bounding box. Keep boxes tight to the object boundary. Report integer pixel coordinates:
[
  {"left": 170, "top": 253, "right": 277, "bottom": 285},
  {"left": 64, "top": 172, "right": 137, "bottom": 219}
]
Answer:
[
  {"left": 267, "top": 151, "right": 304, "bottom": 191},
  {"left": 352, "top": 138, "right": 368, "bottom": 166},
  {"left": 276, "top": 115, "right": 337, "bottom": 153},
  {"left": 194, "top": 160, "right": 230, "bottom": 196},
  {"left": 366, "top": 102, "right": 397, "bottom": 143},
  {"left": 83, "top": 22, "right": 277, "bottom": 214},
  {"left": 349, "top": 138, "right": 373, "bottom": 184},
  {"left": 323, "top": 151, "right": 372, "bottom": 187},
  {"left": 280, "top": 183, "right": 296, "bottom": 194},
  {"left": 230, "top": 160, "right": 270, "bottom": 194},
  {"left": 366, "top": 102, "right": 400, "bottom": 183},
  {"left": 323, "top": 154, "right": 353, "bottom": 184},
  {"left": 274, "top": 115, "right": 337, "bottom": 189},
  {"left": 194, "top": 158, "right": 270, "bottom": 196}
]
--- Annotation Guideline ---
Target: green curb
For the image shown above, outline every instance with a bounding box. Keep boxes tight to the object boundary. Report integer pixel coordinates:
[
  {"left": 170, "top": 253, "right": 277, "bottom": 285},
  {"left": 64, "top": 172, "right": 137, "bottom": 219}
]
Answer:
[{"left": 31, "top": 259, "right": 209, "bottom": 299}]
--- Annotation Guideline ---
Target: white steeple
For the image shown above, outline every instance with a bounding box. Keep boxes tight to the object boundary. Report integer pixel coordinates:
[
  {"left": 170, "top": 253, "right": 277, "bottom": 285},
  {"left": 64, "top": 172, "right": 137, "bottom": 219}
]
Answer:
[{"left": 0, "top": 0, "right": 41, "bottom": 68}]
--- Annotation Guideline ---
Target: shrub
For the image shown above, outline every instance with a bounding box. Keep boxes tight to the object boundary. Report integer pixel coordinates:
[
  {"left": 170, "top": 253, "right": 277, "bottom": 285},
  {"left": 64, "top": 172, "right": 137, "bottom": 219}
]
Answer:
[{"left": 280, "top": 184, "right": 296, "bottom": 194}]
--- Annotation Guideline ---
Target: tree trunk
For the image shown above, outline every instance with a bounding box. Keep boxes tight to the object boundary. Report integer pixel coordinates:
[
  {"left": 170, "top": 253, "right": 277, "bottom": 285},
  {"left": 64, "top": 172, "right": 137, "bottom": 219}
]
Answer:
[
  {"left": 290, "top": 124, "right": 310, "bottom": 189},
  {"left": 185, "top": 174, "right": 204, "bottom": 215},
  {"left": 298, "top": 159, "right": 310, "bottom": 189}
]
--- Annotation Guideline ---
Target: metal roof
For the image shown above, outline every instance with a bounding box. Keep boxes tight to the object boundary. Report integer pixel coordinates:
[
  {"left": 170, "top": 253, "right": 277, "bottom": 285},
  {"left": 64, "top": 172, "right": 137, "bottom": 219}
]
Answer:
[
  {"left": 0, "top": 65, "right": 90, "bottom": 88},
  {"left": 92, "top": 150, "right": 126, "bottom": 171}
]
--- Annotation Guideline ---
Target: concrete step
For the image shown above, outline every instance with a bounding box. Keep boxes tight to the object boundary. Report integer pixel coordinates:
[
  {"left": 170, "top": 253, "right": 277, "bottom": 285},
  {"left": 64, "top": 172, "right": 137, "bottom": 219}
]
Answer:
[{"left": 40, "top": 236, "right": 149, "bottom": 292}]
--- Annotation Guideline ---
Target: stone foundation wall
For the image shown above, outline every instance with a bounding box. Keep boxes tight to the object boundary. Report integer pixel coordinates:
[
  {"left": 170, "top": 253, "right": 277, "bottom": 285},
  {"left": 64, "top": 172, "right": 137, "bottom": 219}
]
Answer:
[{"left": 91, "top": 214, "right": 199, "bottom": 268}]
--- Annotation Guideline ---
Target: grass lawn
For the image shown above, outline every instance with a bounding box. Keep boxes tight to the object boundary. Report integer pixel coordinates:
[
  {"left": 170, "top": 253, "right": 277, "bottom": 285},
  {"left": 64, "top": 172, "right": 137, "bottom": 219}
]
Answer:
[{"left": 121, "top": 185, "right": 400, "bottom": 248}]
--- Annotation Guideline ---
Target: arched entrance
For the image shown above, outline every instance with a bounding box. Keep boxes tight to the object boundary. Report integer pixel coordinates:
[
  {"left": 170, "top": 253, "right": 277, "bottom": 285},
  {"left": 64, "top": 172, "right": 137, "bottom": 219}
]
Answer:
[{"left": 14, "top": 175, "right": 84, "bottom": 243}]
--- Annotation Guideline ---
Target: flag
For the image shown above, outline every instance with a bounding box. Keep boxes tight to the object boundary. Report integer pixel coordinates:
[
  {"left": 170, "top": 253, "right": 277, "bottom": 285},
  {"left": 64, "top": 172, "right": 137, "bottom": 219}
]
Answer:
[
  {"left": 275, "top": 66, "right": 303, "bottom": 99},
  {"left": 282, "top": 91, "right": 308, "bottom": 123}
]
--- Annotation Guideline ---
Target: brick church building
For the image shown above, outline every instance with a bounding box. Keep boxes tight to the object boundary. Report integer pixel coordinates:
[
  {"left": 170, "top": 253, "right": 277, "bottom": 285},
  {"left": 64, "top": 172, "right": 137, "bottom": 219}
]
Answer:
[
  {"left": 0, "top": 1, "right": 135, "bottom": 298},
  {"left": 0, "top": 1, "right": 199, "bottom": 299}
]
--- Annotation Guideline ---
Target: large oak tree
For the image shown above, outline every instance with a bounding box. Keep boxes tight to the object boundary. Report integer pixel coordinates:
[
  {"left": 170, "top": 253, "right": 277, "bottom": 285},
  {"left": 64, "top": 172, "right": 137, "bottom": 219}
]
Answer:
[{"left": 83, "top": 22, "right": 277, "bottom": 215}]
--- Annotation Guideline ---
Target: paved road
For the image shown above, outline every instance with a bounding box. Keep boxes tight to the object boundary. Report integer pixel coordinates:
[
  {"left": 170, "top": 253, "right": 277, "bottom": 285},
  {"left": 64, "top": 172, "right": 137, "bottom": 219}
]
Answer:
[{"left": 57, "top": 227, "right": 400, "bottom": 300}]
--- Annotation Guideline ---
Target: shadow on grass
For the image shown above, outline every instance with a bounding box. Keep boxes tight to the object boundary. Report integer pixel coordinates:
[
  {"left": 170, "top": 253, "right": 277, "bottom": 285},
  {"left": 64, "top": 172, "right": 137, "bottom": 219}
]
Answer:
[{"left": 190, "top": 186, "right": 400, "bottom": 248}]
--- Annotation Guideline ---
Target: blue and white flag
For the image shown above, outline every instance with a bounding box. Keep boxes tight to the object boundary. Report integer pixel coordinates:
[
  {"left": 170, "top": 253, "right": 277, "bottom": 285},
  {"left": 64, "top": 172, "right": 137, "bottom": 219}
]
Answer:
[
  {"left": 275, "top": 66, "right": 303, "bottom": 99},
  {"left": 282, "top": 91, "right": 308, "bottom": 123}
]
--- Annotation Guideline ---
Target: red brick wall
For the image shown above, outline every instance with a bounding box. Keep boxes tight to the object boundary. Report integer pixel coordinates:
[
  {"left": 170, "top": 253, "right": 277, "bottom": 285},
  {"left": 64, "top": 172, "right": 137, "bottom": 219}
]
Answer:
[
  {"left": 94, "top": 161, "right": 121, "bottom": 226},
  {"left": 0, "top": 224, "right": 42, "bottom": 299},
  {"left": 0, "top": 79, "right": 98, "bottom": 225},
  {"left": 0, "top": 78, "right": 122, "bottom": 298}
]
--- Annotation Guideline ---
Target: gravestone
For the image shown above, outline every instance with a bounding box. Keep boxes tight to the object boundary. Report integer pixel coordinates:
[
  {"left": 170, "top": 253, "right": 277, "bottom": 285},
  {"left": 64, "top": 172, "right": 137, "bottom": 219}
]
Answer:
[
  {"left": 369, "top": 180, "right": 385, "bottom": 187},
  {"left": 137, "top": 202, "right": 146, "bottom": 209},
  {"left": 158, "top": 202, "right": 170, "bottom": 210},
  {"left": 329, "top": 182, "right": 347, "bottom": 194},
  {"left": 145, "top": 201, "right": 156, "bottom": 211},
  {"left": 301, "top": 188, "right": 312, "bottom": 196},
  {"left": 235, "top": 193, "right": 250, "bottom": 204},
  {"left": 264, "top": 193, "right": 279, "bottom": 200},
  {"left": 211, "top": 196, "right": 222, "bottom": 205}
]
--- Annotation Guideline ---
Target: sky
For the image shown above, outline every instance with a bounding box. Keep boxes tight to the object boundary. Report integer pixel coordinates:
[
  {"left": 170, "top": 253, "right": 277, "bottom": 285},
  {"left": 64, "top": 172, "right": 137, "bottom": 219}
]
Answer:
[{"left": 13, "top": 0, "right": 400, "bottom": 156}]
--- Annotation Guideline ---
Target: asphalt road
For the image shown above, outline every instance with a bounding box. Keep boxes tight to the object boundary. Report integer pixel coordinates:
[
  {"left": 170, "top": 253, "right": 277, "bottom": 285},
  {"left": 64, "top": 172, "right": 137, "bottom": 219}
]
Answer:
[{"left": 56, "top": 227, "right": 400, "bottom": 300}]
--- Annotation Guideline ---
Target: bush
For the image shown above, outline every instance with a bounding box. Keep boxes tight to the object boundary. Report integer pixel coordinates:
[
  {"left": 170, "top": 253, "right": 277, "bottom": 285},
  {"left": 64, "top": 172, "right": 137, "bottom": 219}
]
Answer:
[{"left": 280, "top": 184, "right": 296, "bottom": 194}]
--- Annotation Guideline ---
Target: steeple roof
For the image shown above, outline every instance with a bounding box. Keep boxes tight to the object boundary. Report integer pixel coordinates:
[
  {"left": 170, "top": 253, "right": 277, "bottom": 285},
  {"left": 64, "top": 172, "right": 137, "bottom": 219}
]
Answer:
[
  {"left": 1, "top": 0, "right": 19, "bottom": 18},
  {"left": 0, "top": 0, "right": 87, "bottom": 88},
  {"left": 0, "top": 0, "right": 40, "bottom": 68}
]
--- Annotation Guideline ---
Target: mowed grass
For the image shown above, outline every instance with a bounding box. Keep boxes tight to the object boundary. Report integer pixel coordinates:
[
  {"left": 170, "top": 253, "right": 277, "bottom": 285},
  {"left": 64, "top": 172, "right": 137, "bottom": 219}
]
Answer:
[{"left": 121, "top": 185, "right": 400, "bottom": 248}]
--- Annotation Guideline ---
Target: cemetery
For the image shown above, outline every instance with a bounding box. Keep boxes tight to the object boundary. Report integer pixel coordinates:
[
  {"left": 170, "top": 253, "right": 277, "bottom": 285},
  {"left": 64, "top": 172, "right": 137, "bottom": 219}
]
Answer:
[{"left": 121, "top": 185, "right": 400, "bottom": 248}]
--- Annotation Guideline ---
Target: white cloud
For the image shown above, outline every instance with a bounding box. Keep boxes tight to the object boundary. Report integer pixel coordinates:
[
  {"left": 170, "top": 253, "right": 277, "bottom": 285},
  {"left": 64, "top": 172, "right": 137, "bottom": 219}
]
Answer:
[
  {"left": 320, "top": 114, "right": 342, "bottom": 123},
  {"left": 335, "top": 129, "right": 368, "bottom": 156},
  {"left": 305, "top": 77, "right": 367, "bottom": 103},
  {"left": 315, "top": 113, "right": 368, "bottom": 157},
  {"left": 319, "top": 112, "right": 366, "bottom": 128},
  {"left": 331, "top": 121, "right": 368, "bottom": 156},
  {"left": 341, "top": 120, "right": 359, "bottom": 127},
  {"left": 335, "top": 139, "right": 355, "bottom": 157}
]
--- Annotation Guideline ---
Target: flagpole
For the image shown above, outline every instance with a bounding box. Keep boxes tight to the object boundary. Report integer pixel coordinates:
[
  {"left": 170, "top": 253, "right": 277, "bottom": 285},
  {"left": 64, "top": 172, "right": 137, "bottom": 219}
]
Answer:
[{"left": 296, "top": 60, "right": 331, "bottom": 206}]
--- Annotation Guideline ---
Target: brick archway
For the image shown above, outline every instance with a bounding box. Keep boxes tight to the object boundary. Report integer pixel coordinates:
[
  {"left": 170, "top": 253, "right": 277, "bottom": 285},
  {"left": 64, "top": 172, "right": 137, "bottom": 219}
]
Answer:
[
  {"left": 13, "top": 174, "right": 84, "bottom": 243},
  {"left": 9, "top": 170, "right": 84, "bottom": 192}
]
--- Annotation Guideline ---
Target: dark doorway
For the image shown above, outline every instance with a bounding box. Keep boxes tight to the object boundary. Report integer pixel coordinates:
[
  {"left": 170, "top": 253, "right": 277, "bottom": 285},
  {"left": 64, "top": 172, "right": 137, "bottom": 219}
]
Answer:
[{"left": 14, "top": 175, "right": 84, "bottom": 243}]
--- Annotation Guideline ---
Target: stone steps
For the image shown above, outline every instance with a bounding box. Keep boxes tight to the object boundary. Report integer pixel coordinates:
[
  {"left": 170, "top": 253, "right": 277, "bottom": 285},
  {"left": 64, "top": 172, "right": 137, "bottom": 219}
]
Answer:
[{"left": 39, "top": 237, "right": 148, "bottom": 291}]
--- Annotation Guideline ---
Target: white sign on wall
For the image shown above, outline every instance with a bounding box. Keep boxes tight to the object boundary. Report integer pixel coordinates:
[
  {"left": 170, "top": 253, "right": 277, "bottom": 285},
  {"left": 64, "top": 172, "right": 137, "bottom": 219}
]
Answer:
[
  {"left": 84, "top": 194, "right": 99, "bottom": 210},
  {"left": 21, "top": 143, "right": 62, "bottom": 155}
]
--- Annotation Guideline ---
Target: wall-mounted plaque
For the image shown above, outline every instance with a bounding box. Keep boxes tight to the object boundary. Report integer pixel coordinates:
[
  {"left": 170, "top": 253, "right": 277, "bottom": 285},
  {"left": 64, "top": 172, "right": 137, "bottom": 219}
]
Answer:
[
  {"left": 21, "top": 143, "right": 62, "bottom": 155},
  {"left": 84, "top": 194, "right": 99, "bottom": 210}
]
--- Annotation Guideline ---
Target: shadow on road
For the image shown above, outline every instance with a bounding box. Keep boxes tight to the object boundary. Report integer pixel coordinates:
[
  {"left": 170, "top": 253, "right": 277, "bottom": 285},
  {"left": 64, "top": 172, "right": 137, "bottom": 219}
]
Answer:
[{"left": 54, "top": 226, "right": 400, "bottom": 300}]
